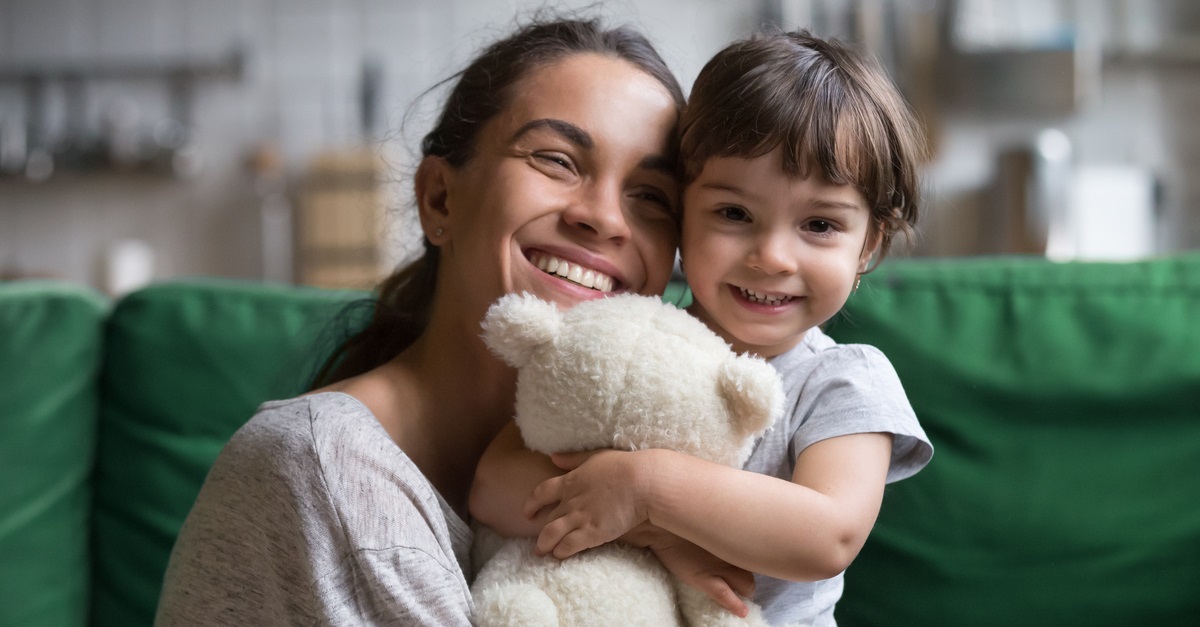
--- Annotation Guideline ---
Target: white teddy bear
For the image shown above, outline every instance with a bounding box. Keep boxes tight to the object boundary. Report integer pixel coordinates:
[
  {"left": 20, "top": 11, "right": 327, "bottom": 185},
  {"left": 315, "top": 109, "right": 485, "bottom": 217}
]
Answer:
[{"left": 471, "top": 292, "right": 785, "bottom": 627}]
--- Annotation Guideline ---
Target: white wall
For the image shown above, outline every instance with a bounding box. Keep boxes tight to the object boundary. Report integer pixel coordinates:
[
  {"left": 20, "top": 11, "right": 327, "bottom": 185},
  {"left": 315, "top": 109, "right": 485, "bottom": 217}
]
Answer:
[
  {"left": 2, "top": 0, "right": 1198, "bottom": 290},
  {"left": 0, "top": 0, "right": 755, "bottom": 290}
]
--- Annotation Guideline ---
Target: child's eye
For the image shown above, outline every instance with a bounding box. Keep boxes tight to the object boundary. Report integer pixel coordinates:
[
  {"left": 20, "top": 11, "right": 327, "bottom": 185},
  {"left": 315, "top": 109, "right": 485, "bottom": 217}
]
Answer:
[
  {"left": 805, "top": 219, "right": 837, "bottom": 235},
  {"left": 718, "top": 206, "right": 750, "bottom": 222}
]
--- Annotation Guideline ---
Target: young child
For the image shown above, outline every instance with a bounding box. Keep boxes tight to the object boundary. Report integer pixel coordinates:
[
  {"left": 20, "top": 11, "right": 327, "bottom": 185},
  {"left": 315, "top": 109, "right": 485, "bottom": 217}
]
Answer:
[{"left": 470, "top": 30, "right": 934, "bottom": 626}]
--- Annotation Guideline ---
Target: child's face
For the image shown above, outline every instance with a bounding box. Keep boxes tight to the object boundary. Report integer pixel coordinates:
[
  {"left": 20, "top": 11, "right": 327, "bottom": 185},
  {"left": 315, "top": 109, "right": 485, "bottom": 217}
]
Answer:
[{"left": 681, "top": 147, "right": 876, "bottom": 358}]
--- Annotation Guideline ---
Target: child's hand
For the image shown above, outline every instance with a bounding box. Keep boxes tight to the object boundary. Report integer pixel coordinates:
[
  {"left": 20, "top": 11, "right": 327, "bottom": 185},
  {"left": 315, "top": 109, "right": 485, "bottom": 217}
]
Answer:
[{"left": 523, "top": 449, "right": 651, "bottom": 559}]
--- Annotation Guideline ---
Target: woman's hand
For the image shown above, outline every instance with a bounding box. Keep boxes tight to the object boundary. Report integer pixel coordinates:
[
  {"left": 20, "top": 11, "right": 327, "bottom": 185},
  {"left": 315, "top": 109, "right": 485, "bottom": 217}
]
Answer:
[
  {"left": 524, "top": 449, "right": 653, "bottom": 559},
  {"left": 624, "top": 522, "right": 755, "bottom": 618}
]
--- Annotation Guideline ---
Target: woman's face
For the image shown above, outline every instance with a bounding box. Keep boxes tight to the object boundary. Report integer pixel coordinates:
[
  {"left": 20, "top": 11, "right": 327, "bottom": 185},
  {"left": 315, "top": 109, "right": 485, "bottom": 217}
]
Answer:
[{"left": 426, "top": 53, "right": 680, "bottom": 324}]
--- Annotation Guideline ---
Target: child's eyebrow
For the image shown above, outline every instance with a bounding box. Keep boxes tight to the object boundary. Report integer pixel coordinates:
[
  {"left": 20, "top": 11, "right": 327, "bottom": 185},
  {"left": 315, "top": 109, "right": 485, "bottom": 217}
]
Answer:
[
  {"left": 809, "top": 199, "right": 864, "bottom": 212},
  {"left": 511, "top": 118, "right": 593, "bottom": 149},
  {"left": 698, "top": 181, "right": 751, "bottom": 195}
]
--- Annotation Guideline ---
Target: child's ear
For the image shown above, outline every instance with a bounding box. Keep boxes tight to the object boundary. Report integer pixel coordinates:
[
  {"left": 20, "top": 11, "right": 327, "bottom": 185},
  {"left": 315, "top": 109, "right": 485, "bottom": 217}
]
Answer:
[
  {"left": 859, "top": 223, "right": 884, "bottom": 273},
  {"left": 415, "top": 156, "right": 453, "bottom": 246}
]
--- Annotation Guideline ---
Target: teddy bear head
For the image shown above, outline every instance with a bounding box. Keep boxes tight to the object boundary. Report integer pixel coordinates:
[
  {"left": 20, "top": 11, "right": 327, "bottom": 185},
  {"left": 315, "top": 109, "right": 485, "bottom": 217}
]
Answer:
[{"left": 481, "top": 293, "right": 784, "bottom": 468}]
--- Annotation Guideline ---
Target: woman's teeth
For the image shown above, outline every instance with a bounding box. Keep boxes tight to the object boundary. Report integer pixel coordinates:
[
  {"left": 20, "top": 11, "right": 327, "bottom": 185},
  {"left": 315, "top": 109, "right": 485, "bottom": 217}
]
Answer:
[
  {"left": 532, "top": 252, "right": 615, "bottom": 292},
  {"left": 739, "top": 287, "right": 793, "bottom": 305}
]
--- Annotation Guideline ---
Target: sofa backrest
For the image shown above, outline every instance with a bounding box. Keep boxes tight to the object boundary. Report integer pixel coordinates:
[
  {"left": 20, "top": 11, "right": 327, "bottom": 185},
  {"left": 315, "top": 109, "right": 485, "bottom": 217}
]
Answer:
[
  {"left": 90, "top": 280, "right": 362, "bottom": 627},
  {"left": 0, "top": 282, "right": 107, "bottom": 627},
  {"left": 827, "top": 254, "right": 1200, "bottom": 626},
  {"left": 8, "top": 255, "right": 1198, "bottom": 626}
]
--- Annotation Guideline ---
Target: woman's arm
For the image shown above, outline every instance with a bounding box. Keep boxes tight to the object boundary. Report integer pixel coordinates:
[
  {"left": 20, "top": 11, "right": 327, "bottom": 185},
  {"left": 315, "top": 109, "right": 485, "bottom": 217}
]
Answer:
[
  {"left": 468, "top": 420, "right": 562, "bottom": 538},
  {"left": 528, "top": 432, "right": 893, "bottom": 582}
]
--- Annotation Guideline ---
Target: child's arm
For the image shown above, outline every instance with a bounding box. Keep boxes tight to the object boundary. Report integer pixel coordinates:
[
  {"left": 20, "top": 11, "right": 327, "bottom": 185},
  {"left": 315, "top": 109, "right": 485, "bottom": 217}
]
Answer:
[
  {"left": 469, "top": 420, "right": 757, "bottom": 617},
  {"left": 526, "top": 432, "right": 893, "bottom": 582}
]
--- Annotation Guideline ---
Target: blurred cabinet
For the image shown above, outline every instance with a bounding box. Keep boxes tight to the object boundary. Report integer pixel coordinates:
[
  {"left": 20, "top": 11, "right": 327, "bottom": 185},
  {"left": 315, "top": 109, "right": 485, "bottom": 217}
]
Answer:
[{"left": 295, "top": 150, "right": 385, "bottom": 290}]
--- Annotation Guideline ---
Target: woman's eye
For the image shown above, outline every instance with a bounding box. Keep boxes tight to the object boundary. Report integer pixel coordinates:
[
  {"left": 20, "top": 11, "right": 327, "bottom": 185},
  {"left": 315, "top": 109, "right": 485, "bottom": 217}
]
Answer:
[
  {"left": 535, "top": 153, "right": 574, "bottom": 172},
  {"left": 635, "top": 189, "right": 670, "bottom": 208},
  {"left": 718, "top": 206, "right": 750, "bottom": 222}
]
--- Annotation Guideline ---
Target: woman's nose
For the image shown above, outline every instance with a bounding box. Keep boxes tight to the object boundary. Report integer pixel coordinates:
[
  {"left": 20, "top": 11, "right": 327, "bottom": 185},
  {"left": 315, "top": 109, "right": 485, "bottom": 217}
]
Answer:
[
  {"left": 562, "top": 181, "right": 631, "bottom": 242},
  {"left": 748, "top": 232, "right": 798, "bottom": 275}
]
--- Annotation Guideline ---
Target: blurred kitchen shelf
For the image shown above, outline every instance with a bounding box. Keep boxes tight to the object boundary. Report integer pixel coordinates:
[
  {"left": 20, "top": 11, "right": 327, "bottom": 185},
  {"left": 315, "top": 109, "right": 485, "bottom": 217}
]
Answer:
[
  {"left": 0, "top": 49, "right": 244, "bottom": 81},
  {"left": 1105, "top": 39, "right": 1200, "bottom": 69},
  {"left": 295, "top": 149, "right": 388, "bottom": 291}
]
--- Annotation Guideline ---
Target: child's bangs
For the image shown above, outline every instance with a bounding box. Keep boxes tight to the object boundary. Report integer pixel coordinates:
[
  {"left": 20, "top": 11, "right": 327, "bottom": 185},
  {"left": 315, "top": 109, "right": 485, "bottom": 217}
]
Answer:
[{"left": 777, "top": 84, "right": 895, "bottom": 213}]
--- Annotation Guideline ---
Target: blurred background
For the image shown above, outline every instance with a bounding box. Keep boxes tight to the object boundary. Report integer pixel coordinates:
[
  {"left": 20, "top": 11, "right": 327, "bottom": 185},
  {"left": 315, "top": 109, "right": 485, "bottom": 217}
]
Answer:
[{"left": 0, "top": 0, "right": 1197, "bottom": 295}]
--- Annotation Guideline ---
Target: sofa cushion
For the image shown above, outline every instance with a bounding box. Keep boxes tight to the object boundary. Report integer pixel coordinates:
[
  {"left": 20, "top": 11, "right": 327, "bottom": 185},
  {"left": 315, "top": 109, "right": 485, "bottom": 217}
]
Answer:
[
  {"left": 0, "top": 281, "right": 107, "bottom": 627},
  {"left": 827, "top": 255, "right": 1200, "bottom": 626},
  {"left": 91, "top": 280, "right": 362, "bottom": 627}
]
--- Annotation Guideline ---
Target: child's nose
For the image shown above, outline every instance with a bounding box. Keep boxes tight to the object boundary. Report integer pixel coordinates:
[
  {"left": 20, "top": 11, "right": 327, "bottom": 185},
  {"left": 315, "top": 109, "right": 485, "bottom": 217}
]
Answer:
[{"left": 748, "top": 233, "right": 798, "bottom": 275}]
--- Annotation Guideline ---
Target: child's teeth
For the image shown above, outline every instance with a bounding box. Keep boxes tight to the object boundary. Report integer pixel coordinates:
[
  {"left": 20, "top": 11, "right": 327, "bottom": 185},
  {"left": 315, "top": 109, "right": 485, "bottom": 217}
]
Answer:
[{"left": 741, "top": 287, "right": 791, "bottom": 305}]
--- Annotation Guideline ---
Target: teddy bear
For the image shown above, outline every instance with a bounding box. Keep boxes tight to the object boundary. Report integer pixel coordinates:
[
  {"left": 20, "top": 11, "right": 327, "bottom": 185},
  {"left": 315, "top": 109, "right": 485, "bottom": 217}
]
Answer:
[{"left": 470, "top": 292, "right": 785, "bottom": 627}]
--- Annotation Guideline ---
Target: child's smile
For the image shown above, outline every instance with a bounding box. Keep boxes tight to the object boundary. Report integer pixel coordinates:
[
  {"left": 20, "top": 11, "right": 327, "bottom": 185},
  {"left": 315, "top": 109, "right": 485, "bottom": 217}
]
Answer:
[{"left": 732, "top": 285, "right": 799, "bottom": 308}]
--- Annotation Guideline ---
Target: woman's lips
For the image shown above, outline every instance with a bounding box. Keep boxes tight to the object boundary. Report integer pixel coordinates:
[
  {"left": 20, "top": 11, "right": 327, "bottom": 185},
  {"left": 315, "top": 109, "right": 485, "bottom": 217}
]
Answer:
[{"left": 529, "top": 251, "right": 617, "bottom": 293}]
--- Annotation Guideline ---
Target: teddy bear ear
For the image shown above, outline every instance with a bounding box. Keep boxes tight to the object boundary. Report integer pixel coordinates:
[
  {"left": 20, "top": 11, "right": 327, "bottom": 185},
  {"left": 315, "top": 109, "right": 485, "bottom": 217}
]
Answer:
[
  {"left": 480, "top": 292, "right": 562, "bottom": 368},
  {"left": 717, "top": 355, "right": 785, "bottom": 439}
]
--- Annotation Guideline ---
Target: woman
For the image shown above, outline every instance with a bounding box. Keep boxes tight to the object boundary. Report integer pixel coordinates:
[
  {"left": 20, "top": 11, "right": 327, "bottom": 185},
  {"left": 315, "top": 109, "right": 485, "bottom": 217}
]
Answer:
[{"left": 156, "top": 17, "right": 685, "bottom": 626}]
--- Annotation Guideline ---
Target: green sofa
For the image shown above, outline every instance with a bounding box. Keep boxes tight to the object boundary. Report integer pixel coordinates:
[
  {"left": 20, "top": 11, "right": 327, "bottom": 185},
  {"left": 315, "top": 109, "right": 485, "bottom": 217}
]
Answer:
[{"left": 2, "top": 255, "right": 1198, "bottom": 626}]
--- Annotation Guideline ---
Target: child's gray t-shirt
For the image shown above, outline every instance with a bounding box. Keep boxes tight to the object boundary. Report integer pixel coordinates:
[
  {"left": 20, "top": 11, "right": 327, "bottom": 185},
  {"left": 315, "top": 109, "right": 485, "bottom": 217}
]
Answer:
[
  {"left": 156, "top": 392, "right": 474, "bottom": 626},
  {"left": 742, "top": 326, "right": 933, "bottom": 626}
]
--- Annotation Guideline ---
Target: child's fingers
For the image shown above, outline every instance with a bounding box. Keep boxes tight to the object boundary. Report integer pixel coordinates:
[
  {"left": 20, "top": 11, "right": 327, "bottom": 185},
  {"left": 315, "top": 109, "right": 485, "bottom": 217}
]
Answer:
[
  {"left": 523, "top": 476, "right": 563, "bottom": 520},
  {"left": 550, "top": 527, "right": 601, "bottom": 560},
  {"left": 534, "top": 514, "right": 572, "bottom": 557}
]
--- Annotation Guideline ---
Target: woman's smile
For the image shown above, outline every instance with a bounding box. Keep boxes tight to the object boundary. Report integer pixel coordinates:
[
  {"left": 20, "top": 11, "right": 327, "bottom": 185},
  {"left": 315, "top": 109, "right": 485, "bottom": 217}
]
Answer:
[{"left": 529, "top": 251, "right": 618, "bottom": 293}]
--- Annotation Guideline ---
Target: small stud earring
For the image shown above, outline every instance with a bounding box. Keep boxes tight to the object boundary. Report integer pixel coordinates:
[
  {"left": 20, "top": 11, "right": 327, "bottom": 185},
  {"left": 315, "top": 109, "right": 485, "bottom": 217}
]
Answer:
[
  {"left": 434, "top": 227, "right": 444, "bottom": 238},
  {"left": 853, "top": 275, "right": 862, "bottom": 293}
]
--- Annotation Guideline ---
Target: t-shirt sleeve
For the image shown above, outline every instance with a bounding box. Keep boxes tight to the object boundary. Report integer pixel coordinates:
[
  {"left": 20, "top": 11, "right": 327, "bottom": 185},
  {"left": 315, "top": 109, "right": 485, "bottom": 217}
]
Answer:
[
  {"left": 157, "top": 400, "right": 474, "bottom": 626},
  {"left": 790, "top": 344, "right": 933, "bottom": 483}
]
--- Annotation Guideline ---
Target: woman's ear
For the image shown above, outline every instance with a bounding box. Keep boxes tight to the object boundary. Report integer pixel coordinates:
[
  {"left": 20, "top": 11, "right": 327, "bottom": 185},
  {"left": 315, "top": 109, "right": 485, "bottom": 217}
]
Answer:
[{"left": 415, "top": 156, "right": 453, "bottom": 245}]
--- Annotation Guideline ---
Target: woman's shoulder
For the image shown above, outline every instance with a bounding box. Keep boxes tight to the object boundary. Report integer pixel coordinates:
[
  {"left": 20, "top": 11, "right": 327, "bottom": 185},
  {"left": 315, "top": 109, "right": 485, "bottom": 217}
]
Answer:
[
  {"left": 210, "top": 391, "right": 470, "bottom": 548},
  {"left": 219, "top": 393, "right": 369, "bottom": 467}
]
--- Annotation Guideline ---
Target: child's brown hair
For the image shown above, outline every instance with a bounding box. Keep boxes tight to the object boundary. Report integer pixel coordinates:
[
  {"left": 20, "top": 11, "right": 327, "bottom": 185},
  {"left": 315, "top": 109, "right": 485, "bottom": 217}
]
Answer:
[{"left": 679, "top": 29, "right": 925, "bottom": 264}]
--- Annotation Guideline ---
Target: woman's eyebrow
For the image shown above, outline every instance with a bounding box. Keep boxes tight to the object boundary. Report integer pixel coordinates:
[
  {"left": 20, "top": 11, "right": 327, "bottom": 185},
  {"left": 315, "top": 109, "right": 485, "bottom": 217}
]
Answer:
[
  {"left": 511, "top": 118, "right": 593, "bottom": 149},
  {"left": 638, "top": 154, "right": 675, "bottom": 175}
]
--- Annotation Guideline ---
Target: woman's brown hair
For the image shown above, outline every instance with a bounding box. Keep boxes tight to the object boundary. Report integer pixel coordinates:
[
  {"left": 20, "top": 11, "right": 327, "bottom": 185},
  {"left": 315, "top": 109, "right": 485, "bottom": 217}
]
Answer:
[
  {"left": 679, "top": 29, "right": 925, "bottom": 265},
  {"left": 310, "top": 17, "right": 684, "bottom": 388}
]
